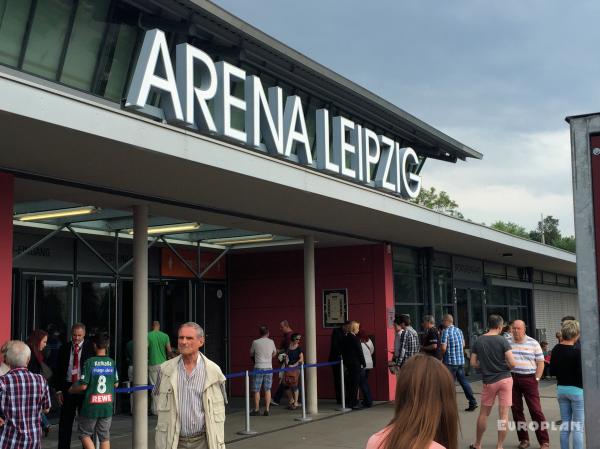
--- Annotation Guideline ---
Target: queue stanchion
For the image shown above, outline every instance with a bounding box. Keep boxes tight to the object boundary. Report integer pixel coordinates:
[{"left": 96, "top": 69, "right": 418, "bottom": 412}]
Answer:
[
  {"left": 336, "top": 358, "right": 351, "bottom": 412},
  {"left": 237, "top": 370, "right": 257, "bottom": 435},
  {"left": 295, "top": 363, "right": 312, "bottom": 422}
]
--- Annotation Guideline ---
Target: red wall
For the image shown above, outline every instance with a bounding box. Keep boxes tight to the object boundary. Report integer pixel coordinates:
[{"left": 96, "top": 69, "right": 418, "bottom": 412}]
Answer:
[
  {"left": 0, "top": 173, "right": 14, "bottom": 345},
  {"left": 229, "top": 244, "right": 396, "bottom": 400}
]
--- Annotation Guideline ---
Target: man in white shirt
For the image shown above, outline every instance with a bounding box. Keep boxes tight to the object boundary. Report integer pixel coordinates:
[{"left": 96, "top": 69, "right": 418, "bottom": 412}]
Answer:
[{"left": 250, "top": 326, "right": 277, "bottom": 416}]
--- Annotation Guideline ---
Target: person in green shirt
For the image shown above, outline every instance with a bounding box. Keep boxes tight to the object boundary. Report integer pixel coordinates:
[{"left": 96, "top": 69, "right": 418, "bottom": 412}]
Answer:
[
  {"left": 69, "top": 332, "right": 118, "bottom": 449},
  {"left": 148, "top": 321, "right": 172, "bottom": 415}
]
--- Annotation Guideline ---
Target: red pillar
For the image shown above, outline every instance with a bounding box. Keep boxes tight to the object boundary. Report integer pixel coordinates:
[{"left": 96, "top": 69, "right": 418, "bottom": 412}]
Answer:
[
  {"left": 372, "top": 244, "right": 396, "bottom": 400},
  {"left": 0, "top": 173, "right": 14, "bottom": 344}
]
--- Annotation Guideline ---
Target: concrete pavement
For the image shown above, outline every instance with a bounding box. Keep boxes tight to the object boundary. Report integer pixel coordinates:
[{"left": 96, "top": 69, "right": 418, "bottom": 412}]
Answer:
[{"left": 42, "top": 378, "right": 573, "bottom": 449}]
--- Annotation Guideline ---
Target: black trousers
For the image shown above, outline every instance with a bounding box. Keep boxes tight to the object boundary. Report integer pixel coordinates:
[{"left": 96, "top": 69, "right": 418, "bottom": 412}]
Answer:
[
  {"left": 331, "top": 363, "right": 342, "bottom": 404},
  {"left": 345, "top": 364, "right": 361, "bottom": 408},
  {"left": 58, "top": 387, "right": 84, "bottom": 449}
]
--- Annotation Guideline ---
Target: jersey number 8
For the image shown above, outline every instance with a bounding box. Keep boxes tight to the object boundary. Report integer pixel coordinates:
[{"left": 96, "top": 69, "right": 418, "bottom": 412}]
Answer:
[{"left": 97, "top": 375, "right": 107, "bottom": 393}]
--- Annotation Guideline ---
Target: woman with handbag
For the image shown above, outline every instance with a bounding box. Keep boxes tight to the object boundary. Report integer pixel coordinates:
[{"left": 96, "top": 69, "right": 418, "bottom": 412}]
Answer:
[
  {"left": 284, "top": 333, "right": 304, "bottom": 410},
  {"left": 27, "top": 329, "right": 53, "bottom": 437}
]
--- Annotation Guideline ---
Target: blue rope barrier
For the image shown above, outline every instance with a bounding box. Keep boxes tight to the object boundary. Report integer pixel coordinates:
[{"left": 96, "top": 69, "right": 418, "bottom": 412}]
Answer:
[
  {"left": 115, "top": 360, "right": 342, "bottom": 392},
  {"left": 115, "top": 385, "right": 153, "bottom": 393}
]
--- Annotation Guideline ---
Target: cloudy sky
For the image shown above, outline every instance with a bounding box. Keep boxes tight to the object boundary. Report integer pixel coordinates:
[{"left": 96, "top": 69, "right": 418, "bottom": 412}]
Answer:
[{"left": 212, "top": 0, "right": 600, "bottom": 236}]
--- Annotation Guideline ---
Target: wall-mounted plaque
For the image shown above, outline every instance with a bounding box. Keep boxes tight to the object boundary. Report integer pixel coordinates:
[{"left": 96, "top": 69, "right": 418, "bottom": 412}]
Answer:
[{"left": 323, "top": 289, "right": 348, "bottom": 328}]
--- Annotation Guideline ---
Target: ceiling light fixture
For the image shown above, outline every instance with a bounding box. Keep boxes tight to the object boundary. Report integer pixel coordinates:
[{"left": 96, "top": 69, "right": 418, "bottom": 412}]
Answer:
[
  {"left": 127, "top": 222, "right": 201, "bottom": 235},
  {"left": 14, "top": 206, "right": 100, "bottom": 222},
  {"left": 202, "top": 234, "right": 274, "bottom": 246}
]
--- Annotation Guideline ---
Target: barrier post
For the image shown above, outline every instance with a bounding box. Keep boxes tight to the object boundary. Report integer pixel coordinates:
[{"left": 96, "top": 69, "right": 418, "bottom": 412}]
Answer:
[
  {"left": 237, "top": 370, "right": 257, "bottom": 435},
  {"left": 295, "top": 364, "right": 312, "bottom": 422},
  {"left": 336, "top": 358, "right": 351, "bottom": 412}
]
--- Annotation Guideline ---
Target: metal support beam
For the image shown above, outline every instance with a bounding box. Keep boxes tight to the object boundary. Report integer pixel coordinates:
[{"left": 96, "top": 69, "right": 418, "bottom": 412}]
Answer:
[
  {"left": 66, "top": 225, "right": 118, "bottom": 274},
  {"left": 132, "top": 205, "right": 148, "bottom": 449},
  {"left": 13, "top": 225, "right": 65, "bottom": 262},
  {"left": 303, "top": 235, "right": 318, "bottom": 415},
  {"left": 160, "top": 236, "right": 200, "bottom": 278},
  {"left": 118, "top": 237, "right": 158, "bottom": 273},
  {"left": 198, "top": 246, "right": 230, "bottom": 279}
]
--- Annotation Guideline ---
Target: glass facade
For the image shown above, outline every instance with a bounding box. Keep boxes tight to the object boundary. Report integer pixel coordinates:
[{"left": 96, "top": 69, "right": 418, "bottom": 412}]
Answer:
[
  {"left": 389, "top": 246, "right": 566, "bottom": 336},
  {"left": 0, "top": 0, "right": 139, "bottom": 101},
  {"left": 392, "top": 247, "right": 425, "bottom": 326}
]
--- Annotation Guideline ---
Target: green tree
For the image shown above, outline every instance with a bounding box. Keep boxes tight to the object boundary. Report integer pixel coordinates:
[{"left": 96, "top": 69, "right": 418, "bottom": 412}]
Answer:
[
  {"left": 553, "top": 235, "right": 576, "bottom": 253},
  {"left": 490, "top": 221, "right": 529, "bottom": 239},
  {"left": 413, "top": 187, "right": 464, "bottom": 219},
  {"left": 529, "top": 215, "right": 561, "bottom": 245}
]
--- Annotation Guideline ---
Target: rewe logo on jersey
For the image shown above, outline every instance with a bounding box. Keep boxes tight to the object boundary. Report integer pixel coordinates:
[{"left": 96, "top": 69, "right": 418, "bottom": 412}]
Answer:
[{"left": 90, "top": 394, "right": 113, "bottom": 404}]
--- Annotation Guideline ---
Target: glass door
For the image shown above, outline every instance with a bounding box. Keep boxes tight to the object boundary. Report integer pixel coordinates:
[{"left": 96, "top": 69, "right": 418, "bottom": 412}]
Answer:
[
  {"left": 78, "top": 278, "right": 116, "bottom": 357},
  {"left": 454, "top": 288, "right": 485, "bottom": 349},
  {"left": 203, "top": 283, "right": 228, "bottom": 372},
  {"left": 21, "top": 274, "right": 74, "bottom": 373}
]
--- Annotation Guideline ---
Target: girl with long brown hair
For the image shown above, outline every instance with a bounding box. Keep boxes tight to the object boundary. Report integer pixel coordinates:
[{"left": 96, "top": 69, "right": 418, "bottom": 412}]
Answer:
[{"left": 366, "top": 353, "right": 459, "bottom": 449}]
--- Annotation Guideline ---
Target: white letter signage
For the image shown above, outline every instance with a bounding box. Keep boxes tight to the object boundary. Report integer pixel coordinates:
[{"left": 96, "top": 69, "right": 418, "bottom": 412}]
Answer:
[{"left": 125, "top": 29, "right": 423, "bottom": 200}]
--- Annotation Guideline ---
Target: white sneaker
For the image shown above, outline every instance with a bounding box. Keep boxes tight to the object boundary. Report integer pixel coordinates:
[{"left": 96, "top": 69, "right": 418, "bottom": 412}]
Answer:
[{"left": 270, "top": 400, "right": 279, "bottom": 406}]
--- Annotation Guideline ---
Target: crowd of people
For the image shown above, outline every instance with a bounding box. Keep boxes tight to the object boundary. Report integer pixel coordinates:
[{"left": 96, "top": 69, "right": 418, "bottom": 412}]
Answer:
[
  {"left": 365, "top": 313, "right": 584, "bottom": 449},
  {"left": 0, "top": 320, "right": 226, "bottom": 449},
  {"left": 0, "top": 312, "right": 584, "bottom": 449}
]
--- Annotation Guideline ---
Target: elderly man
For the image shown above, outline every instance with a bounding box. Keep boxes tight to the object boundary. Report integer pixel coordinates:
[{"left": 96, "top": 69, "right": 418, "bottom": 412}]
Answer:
[
  {"left": 508, "top": 320, "right": 549, "bottom": 449},
  {"left": 153, "top": 322, "right": 227, "bottom": 449},
  {"left": 0, "top": 340, "right": 51, "bottom": 449}
]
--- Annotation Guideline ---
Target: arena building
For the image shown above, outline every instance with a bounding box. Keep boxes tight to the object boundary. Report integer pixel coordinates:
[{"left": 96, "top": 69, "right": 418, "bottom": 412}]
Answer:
[{"left": 0, "top": 0, "right": 576, "bottom": 411}]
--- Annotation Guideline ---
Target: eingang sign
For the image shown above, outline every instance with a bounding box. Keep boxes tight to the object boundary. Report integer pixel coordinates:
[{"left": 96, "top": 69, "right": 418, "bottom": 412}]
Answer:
[{"left": 126, "top": 29, "right": 422, "bottom": 199}]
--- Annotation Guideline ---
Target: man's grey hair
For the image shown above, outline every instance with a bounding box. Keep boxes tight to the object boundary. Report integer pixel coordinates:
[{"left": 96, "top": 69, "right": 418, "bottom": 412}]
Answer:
[
  {"left": 5, "top": 340, "right": 31, "bottom": 368},
  {"left": 442, "top": 314, "right": 454, "bottom": 323},
  {"left": 179, "top": 322, "right": 205, "bottom": 338},
  {"left": 422, "top": 315, "right": 435, "bottom": 324}
]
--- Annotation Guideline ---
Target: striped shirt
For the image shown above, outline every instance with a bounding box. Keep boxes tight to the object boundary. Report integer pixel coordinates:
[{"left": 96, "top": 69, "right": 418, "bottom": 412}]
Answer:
[
  {"left": 441, "top": 325, "right": 465, "bottom": 366},
  {"left": 0, "top": 368, "right": 51, "bottom": 449},
  {"left": 508, "top": 336, "right": 544, "bottom": 375},
  {"left": 178, "top": 355, "right": 206, "bottom": 437}
]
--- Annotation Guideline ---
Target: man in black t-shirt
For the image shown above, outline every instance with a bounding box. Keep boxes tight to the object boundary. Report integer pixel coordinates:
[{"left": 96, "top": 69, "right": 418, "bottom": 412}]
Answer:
[{"left": 421, "top": 315, "right": 441, "bottom": 359}]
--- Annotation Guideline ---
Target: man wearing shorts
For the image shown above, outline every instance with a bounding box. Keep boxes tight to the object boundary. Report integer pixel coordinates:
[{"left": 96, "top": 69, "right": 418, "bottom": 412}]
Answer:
[
  {"left": 69, "top": 332, "right": 118, "bottom": 449},
  {"left": 469, "top": 315, "right": 516, "bottom": 449},
  {"left": 250, "top": 326, "right": 277, "bottom": 416}
]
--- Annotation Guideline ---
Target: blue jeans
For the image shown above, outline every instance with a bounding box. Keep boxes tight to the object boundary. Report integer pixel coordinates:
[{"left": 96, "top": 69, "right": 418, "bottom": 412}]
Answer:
[
  {"left": 446, "top": 364, "right": 477, "bottom": 407},
  {"left": 557, "top": 394, "right": 584, "bottom": 449}
]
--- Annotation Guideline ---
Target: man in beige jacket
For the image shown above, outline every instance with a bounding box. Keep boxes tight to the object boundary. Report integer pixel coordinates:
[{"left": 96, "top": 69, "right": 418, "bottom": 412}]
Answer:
[{"left": 153, "top": 322, "right": 227, "bottom": 449}]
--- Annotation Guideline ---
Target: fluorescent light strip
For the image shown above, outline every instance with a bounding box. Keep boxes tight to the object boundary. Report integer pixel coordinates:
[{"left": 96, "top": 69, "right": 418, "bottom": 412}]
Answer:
[
  {"left": 127, "top": 222, "right": 201, "bottom": 235},
  {"left": 202, "top": 234, "right": 274, "bottom": 245},
  {"left": 14, "top": 206, "right": 99, "bottom": 222}
]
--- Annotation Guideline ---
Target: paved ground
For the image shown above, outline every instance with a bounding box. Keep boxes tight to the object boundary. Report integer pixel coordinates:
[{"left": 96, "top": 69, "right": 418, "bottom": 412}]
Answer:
[{"left": 42, "top": 379, "right": 572, "bottom": 449}]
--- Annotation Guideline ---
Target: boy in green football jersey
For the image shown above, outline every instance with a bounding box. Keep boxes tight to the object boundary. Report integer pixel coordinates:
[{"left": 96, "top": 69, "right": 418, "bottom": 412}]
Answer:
[{"left": 69, "top": 332, "right": 118, "bottom": 449}]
